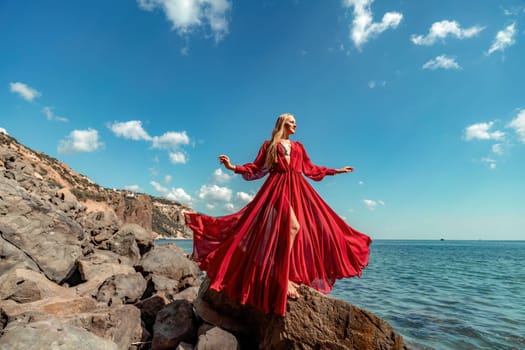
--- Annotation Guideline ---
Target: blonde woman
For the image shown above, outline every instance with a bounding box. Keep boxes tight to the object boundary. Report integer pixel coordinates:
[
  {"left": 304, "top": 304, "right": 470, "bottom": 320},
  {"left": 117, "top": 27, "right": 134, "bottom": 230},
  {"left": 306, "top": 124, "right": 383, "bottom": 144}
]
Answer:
[{"left": 185, "top": 113, "right": 371, "bottom": 315}]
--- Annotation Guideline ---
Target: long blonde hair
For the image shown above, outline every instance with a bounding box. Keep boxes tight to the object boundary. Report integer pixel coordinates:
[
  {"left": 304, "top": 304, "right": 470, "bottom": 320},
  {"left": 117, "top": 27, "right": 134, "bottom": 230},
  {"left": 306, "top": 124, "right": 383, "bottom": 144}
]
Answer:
[{"left": 265, "top": 113, "right": 294, "bottom": 169}]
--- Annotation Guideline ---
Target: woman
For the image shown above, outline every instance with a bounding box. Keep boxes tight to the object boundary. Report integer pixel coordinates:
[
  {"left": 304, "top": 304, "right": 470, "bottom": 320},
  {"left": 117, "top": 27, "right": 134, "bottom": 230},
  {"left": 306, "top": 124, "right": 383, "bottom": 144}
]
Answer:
[{"left": 185, "top": 113, "right": 371, "bottom": 315}]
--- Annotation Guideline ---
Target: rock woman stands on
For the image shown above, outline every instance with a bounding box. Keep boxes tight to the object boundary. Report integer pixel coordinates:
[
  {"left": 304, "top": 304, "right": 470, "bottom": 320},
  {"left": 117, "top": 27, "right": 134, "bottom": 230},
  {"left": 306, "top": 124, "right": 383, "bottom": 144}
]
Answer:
[{"left": 185, "top": 113, "right": 371, "bottom": 315}]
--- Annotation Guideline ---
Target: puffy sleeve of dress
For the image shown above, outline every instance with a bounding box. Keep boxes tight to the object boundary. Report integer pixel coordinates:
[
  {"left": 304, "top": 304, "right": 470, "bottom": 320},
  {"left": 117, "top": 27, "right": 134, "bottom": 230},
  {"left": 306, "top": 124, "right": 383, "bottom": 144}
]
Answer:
[
  {"left": 298, "top": 141, "right": 336, "bottom": 181},
  {"left": 234, "top": 141, "right": 269, "bottom": 181}
]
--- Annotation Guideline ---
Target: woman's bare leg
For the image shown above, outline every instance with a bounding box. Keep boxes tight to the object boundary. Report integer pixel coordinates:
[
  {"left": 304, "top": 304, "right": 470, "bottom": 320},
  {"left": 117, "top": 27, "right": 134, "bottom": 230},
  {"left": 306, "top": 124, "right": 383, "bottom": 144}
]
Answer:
[{"left": 288, "top": 207, "right": 300, "bottom": 299}]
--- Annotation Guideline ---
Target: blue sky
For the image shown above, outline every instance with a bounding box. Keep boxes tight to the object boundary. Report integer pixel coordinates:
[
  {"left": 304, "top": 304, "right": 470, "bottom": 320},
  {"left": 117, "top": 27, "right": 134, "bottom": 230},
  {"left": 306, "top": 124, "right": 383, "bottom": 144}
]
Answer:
[{"left": 1, "top": 0, "right": 524, "bottom": 240}]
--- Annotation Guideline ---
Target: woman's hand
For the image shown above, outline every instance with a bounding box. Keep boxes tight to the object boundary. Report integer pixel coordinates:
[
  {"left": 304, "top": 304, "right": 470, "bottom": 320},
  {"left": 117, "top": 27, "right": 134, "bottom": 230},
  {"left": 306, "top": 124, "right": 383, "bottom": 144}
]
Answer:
[
  {"left": 219, "top": 155, "right": 236, "bottom": 171},
  {"left": 335, "top": 166, "right": 354, "bottom": 174}
]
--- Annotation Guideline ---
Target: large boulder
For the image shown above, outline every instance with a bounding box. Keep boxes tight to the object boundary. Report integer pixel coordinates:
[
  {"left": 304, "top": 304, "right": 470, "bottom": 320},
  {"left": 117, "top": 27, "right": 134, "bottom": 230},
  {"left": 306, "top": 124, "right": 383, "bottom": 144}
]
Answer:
[
  {"left": 138, "top": 244, "right": 200, "bottom": 282},
  {"left": 0, "top": 268, "right": 75, "bottom": 303},
  {"left": 0, "top": 317, "right": 119, "bottom": 350},
  {"left": 77, "top": 249, "right": 136, "bottom": 283},
  {"left": 0, "top": 179, "right": 84, "bottom": 284},
  {"left": 195, "top": 279, "right": 409, "bottom": 350},
  {"left": 96, "top": 272, "right": 148, "bottom": 305},
  {"left": 79, "top": 210, "right": 121, "bottom": 244},
  {"left": 152, "top": 300, "right": 197, "bottom": 350},
  {"left": 106, "top": 230, "right": 141, "bottom": 265},
  {"left": 0, "top": 296, "right": 145, "bottom": 349},
  {"left": 117, "top": 223, "right": 156, "bottom": 255}
]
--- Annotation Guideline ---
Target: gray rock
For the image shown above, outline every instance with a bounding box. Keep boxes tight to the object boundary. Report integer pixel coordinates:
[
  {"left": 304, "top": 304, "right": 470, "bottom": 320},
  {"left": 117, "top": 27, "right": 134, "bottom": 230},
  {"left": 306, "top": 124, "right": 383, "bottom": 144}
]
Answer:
[
  {"left": 106, "top": 230, "right": 141, "bottom": 265},
  {"left": 63, "top": 304, "right": 145, "bottom": 350},
  {"left": 0, "top": 317, "right": 119, "bottom": 350},
  {"left": 0, "top": 268, "right": 75, "bottom": 303},
  {"left": 79, "top": 210, "right": 120, "bottom": 244},
  {"left": 0, "top": 296, "right": 145, "bottom": 350},
  {"left": 96, "top": 272, "right": 147, "bottom": 306},
  {"left": 77, "top": 249, "right": 136, "bottom": 283},
  {"left": 195, "top": 279, "right": 409, "bottom": 350},
  {"left": 152, "top": 300, "right": 197, "bottom": 350},
  {"left": 0, "top": 202, "right": 84, "bottom": 284},
  {"left": 136, "top": 295, "right": 167, "bottom": 330},
  {"left": 139, "top": 244, "right": 200, "bottom": 282},
  {"left": 151, "top": 274, "right": 180, "bottom": 300},
  {"left": 195, "top": 326, "right": 240, "bottom": 350},
  {"left": 173, "top": 286, "right": 200, "bottom": 304},
  {"left": 0, "top": 235, "right": 39, "bottom": 275},
  {"left": 117, "top": 223, "right": 155, "bottom": 255}
]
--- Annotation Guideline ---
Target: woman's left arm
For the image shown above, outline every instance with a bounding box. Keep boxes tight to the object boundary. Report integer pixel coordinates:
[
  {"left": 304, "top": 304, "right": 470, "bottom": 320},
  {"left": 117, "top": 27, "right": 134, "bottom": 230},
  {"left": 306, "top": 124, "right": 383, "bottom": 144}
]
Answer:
[{"left": 298, "top": 142, "right": 336, "bottom": 181}]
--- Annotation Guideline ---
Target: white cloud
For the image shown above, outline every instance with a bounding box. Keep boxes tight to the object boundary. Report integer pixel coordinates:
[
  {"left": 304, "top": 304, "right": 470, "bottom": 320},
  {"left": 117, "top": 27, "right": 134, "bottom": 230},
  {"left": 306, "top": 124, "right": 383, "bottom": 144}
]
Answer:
[
  {"left": 422, "top": 55, "right": 461, "bottom": 70},
  {"left": 235, "top": 191, "right": 253, "bottom": 203},
  {"left": 368, "top": 80, "right": 386, "bottom": 89},
  {"left": 508, "top": 109, "right": 525, "bottom": 143},
  {"left": 411, "top": 20, "right": 484, "bottom": 46},
  {"left": 137, "top": 0, "right": 232, "bottom": 42},
  {"left": 491, "top": 143, "right": 504, "bottom": 155},
  {"left": 164, "top": 175, "right": 172, "bottom": 183},
  {"left": 125, "top": 184, "right": 142, "bottom": 192},
  {"left": 42, "top": 106, "right": 69, "bottom": 123},
  {"left": 358, "top": 180, "right": 365, "bottom": 186},
  {"left": 363, "top": 199, "right": 385, "bottom": 210},
  {"left": 109, "top": 120, "right": 152, "bottom": 141},
  {"left": 167, "top": 187, "right": 192, "bottom": 203},
  {"left": 343, "top": 0, "right": 403, "bottom": 49},
  {"left": 487, "top": 23, "right": 517, "bottom": 55},
  {"left": 481, "top": 157, "right": 497, "bottom": 170},
  {"left": 58, "top": 129, "right": 104, "bottom": 154},
  {"left": 9, "top": 82, "right": 41, "bottom": 102},
  {"left": 224, "top": 202, "right": 235, "bottom": 211},
  {"left": 212, "top": 168, "right": 232, "bottom": 183},
  {"left": 0, "top": 127, "right": 8, "bottom": 135},
  {"left": 464, "top": 122, "right": 505, "bottom": 141},
  {"left": 152, "top": 131, "right": 190, "bottom": 149},
  {"left": 151, "top": 181, "right": 168, "bottom": 194},
  {"left": 198, "top": 184, "right": 232, "bottom": 203},
  {"left": 151, "top": 180, "right": 192, "bottom": 203},
  {"left": 108, "top": 121, "right": 190, "bottom": 165},
  {"left": 169, "top": 151, "right": 188, "bottom": 164}
]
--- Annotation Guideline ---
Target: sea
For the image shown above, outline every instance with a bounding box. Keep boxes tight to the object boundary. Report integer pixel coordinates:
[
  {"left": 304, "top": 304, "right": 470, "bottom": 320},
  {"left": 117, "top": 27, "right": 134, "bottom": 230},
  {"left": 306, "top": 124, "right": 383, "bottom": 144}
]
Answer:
[{"left": 156, "top": 239, "right": 525, "bottom": 350}]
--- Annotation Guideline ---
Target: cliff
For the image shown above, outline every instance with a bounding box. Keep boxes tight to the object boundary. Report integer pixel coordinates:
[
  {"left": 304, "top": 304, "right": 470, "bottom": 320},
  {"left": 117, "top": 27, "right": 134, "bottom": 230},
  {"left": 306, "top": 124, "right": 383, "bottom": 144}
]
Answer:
[{"left": 0, "top": 132, "right": 192, "bottom": 239}]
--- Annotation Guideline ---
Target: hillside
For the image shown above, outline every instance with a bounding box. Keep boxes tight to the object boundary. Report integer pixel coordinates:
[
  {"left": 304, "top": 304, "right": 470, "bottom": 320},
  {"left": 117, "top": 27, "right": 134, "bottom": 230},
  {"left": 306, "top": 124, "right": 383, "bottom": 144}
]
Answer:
[{"left": 0, "top": 132, "right": 193, "bottom": 239}]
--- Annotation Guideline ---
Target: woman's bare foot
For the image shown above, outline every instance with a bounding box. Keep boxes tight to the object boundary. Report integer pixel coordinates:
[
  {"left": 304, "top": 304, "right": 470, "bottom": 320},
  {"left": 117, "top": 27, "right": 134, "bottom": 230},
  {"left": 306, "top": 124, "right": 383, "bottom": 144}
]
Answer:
[{"left": 287, "top": 281, "right": 300, "bottom": 299}]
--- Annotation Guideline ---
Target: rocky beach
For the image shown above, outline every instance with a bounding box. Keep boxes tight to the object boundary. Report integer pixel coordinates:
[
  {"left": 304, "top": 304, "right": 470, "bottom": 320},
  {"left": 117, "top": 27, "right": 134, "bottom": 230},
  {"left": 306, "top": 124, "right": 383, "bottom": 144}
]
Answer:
[{"left": 0, "top": 132, "right": 408, "bottom": 349}]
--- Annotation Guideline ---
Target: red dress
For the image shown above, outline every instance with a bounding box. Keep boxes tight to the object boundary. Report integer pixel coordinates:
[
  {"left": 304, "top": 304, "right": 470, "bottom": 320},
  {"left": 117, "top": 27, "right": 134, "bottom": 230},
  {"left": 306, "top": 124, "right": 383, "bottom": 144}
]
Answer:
[{"left": 185, "top": 140, "right": 371, "bottom": 315}]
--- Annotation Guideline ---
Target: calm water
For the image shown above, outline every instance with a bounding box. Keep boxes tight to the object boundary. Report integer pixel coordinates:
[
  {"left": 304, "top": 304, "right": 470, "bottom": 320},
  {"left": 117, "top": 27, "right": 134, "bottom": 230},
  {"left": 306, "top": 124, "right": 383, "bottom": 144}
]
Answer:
[{"left": 157, "top": 239, "right": 525, "bottom": 350}]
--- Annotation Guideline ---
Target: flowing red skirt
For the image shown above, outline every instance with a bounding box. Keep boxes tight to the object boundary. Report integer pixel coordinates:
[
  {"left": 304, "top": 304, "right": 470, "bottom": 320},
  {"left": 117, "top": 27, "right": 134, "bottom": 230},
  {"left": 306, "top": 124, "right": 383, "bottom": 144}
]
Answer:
[{"left": 185, "top": 168, "right": 371, "bottom": 315}]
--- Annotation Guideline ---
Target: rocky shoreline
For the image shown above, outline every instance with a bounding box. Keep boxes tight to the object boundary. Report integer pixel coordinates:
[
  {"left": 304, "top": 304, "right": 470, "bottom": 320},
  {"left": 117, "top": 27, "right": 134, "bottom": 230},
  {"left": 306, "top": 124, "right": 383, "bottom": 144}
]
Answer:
[{"left": 0, "top": 132, "right": 408, "bottom": 349}]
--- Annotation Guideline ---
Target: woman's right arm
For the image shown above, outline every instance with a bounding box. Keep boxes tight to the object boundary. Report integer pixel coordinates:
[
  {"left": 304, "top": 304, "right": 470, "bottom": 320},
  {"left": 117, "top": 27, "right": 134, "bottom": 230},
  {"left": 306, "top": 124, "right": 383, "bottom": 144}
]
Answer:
[{"left": 220, "top": 141, "right": 269, "bottom": 181}]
